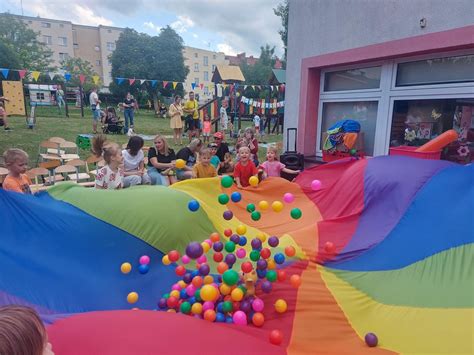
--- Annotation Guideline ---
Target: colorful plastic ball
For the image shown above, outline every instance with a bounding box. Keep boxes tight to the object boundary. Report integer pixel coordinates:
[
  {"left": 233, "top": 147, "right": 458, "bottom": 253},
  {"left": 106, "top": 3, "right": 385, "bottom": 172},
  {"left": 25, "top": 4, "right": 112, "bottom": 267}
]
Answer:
[
  {"left": 257, "top": 233, "right": 267, "bottom": 243},
  {"left": 266, "top": 270, "right": 277, "bottom": 282},
  {"left": 197, "top": 255, "right": 208, "bottom": 264},
  {"left": 260, "top": 248, "right": 271, "bottom": 259},
  {"left": 251, "top": 211, "right": 261, "bottom": 221},
  {"left": 222, "top": 301, "right": 233, "bottom": 313},
  {"left": 283, "top": 193, "right": 295, "bottom": 203},
  {"left": 210, "top": 232, "right": 220, "bottom": 243},
  {"left": 188, "top": 200, "right": 200, "bottom": 212},
  {"left": 192, "top": 276, "right": 203, "bottom": 288},
  {"left": 181, "top": 255, "right": 191, "bottom": 264},
  {"left": 223, "top": 210, "right": 234, "bottom": 220},
  {"left": 261, "top": 280, "right": 272, "bottom": 293},
  {"left": 204, "top": 309, "right": 216, "bottom": 322},
  {"left": 230, "top": 234, "right": 240, "bottom": 244},
  {"left": 186, "top": 242, "right": 204, "bottom": 259},
  {"left": 170, "top": 290, "right": 180, "bottom": 299},
  {"left": 240, "top": 300, "right": 251, "bottom": 313},
  {"left": 268, "top": 236, "right": 279, "bottom": 247},
  {"left": 190, "top": 270, "right": 199, "bottom": 278},
  {"left": 249, "top": 250, "right": 260, "bottom": 262},
  {"left": 224, "top": 253, "right": 236, "bottom": 266},
  {"left": 201, "top": 242, "right": 211, "bottom": 253},
  {"left": 171, "top": 284, "right": 181, "bottom": 291},
  {"left": 290, "top": 208, "right": 302, "bottom": 219},
  {"left": 277, "top": 270, "right": 287, "bottom": 282},
  {"left": 252, "top": 312, "right": 265, "bottom": 327},
  {"left": 199, "top": 264, "right": 210, "bottom": 276},
  {"left": 272, "top": 201, "right": 284, "bottom": 212},
  {"left": 216, "top": 312, "right": 226, "bottom": 322},
  {"left": 284, "top": 246, "right": 296, "bottom": 257},
  {"left": 213, "top": 252, "right": 224, "bottom": 262},
  {"left": 179, "top": 289, "right": 189, "bottom": 300},
  {"left": 365, "top": 333, "right": 378, "bottom": 347},
  {"left": 231, "top": 288, "right": 244, "bottom": 302},
  {"left": 236, "top": 225, "right": 247, "bottom": 235},
  {"left": 221, "top": 175, "right": 234, "bottom": 188},
  {"left": 194, "top": 289, "right": 201, "bottom": 301},
  {"left": 257, "top": 259, "right": 268, "bottom": 270},
  {"left": 138, "top": 264, "right": 149, "bottom": 274},
  {"left": 188, "top": 296, "right": 196, "bottom": 304},
  {"left": 241, "top": 261, "right": 253, "bottom": 273},
  {"left": 139, "top": 255, "right": 150, "bottom": 265},
  {"left": 158, "top": 298, "right": 167, "bottom": 309},
  {"left": 350, "top": 148, "right": 357, "bottom": 156},
  {"left": 213, "top": 241, "right": 224, "bottom": 252},
  {"left": 267, "top": 259, "right": 277, "bottom": 270},
  {"left": 219, "top": 283, "right": 231, "bottom": 296},
  {"left": 191, "top": 302, "right": 203, "bottom": 315},
  {"left": 274, "top": 253, "right": 285, "bottom": 265},
  {"left": 166, "top": 296, "right": 177, "bottom": 308},
  {"left": 233, "top": 310, "right": 247, "bottom": 325},
  {"left": 127, "top": 292, "right": 139, "bottom": 304},
  {"left": 252, "top": 298, "right": 264, "bottom": 312},
  {"left": 185, "top": 284, "right": 196, "bottom": 297},
  {"left": 120, "top": 262, "right": 132, "bottom": 274},
  {"left": 290, "top": 274, "right": 302, "bottom": 288},
  {"left": 236, "top": 248, "right": 246, "bottom": 259},
  {"left": 249, "top": 176, "right": 259, "bottom": 187},
  {"left": 218, "top": 193, "right": 230, "bottom": 205},
  {"left": 175, "top": 265, "right": 186, "bottom": 276},
  {"left": 274, "top": 299, "right": 288, "bottom": 313},
  {"left": 251, "top": 238, "right": 262, "bottom": 250},
  {"left": 256, "top": 269, "right": 267, "bottom": 279},
  {"left": 230, "top": 191, "right": 242, "bottom": 202},
  {"left": 246, "top": 203, "right": 256, "bottom": 212},
  {"left": 202, "top": 301, "right": 215, "bottom": 312},
  {"left": 311, "top": 179, "right": 322, "bottom": 191},
  {"left": 224, "top": 229, "right": 233, "bottom": 237},
  {"left": 175, "top": 159, "right": 186, "bottom": 169},
  {"left": 203, "top": 275, "right": 214, "bottom": 284},
  {"left": 223, "top": 269, "right": 239, "bottom": 286},
  {"left": 200, "top": 284, "right": 218, "bottom": 301},
  {"left": 258, "top": 200, "right": 269, "bottom": 210},
  {"left": 217, "top": 262, "right": 228, "bottom": 274},
  {"left": 167, "top": 250, "right": 180, "bottom": 263},
  {"left": 324, "top": 241, "right": 335, "bottom": 253},
  {"left": 269, "top": 329, "right": 283, "bottom": 345},
  {"left": 236, "top": 237, "right": 246, "bottom": 246}
]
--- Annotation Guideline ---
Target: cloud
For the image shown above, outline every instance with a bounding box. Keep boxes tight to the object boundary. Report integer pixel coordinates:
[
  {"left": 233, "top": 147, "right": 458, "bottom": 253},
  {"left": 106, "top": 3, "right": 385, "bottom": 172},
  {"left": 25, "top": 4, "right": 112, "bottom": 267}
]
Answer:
[
  {"left": 217, "top": 43, "right": 237, "bottom": 56},
  {"left": 192, "top": 33, "right": 198, "bottom": 39},
  {"left": 170, "top": 15, "right": 194, "bottom": 33},
  {"left": 143, "top": 21, "right": 161, "bottom": 32},
  {"left": 72, "top": 4, "right": 114, "bottom": 26}
]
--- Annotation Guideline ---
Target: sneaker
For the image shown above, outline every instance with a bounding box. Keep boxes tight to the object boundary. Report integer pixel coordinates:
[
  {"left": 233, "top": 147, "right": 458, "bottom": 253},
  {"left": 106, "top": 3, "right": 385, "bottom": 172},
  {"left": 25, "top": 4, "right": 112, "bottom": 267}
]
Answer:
[{"left": 4, "top": 127, "right": 12, "bottom": 131}]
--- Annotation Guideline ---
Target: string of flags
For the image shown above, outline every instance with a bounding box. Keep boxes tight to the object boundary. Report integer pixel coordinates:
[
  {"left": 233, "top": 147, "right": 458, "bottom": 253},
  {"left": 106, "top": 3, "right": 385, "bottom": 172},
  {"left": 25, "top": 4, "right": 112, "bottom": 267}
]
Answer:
[{"left": 240, "top": 95, "right": 285, "bottom": 109}]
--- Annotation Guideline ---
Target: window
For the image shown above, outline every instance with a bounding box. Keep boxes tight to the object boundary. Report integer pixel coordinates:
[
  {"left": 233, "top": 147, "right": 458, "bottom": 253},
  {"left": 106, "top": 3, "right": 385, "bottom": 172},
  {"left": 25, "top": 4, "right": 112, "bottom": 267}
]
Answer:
[
  {"left": 321, "top": 101, "right": 378, "bottom": 155},
  {"left": 194, "top": 78, "right": 199, "bottom": 85},
  {"left": 213, "top": 54, "right": 216, "bottom": 59},
  {"left": 203, "top": 56, "right": 208, "bottom": 66},
  {"left": 59, "top": 52, "right": 69, "bottom": 61},
  {"left": 96, "top": 60, "right": 101, "bottom": 66},
  {"left": 58, "top": 37, "right": 67, "bottom": 46},
  {"left": 36, "top": 92, "right": 45, "bottom": 100},
  {"left": 396, "top": 54, "right": 474, "bottom": 87},
  {"left": 42, "top": 35, "right": 52, "bottom": 45},
  {"left": 107, "top": 29, "right": 112, "bottom": 33},
  {"left": 41, "top": 22, "right": 51, "bottom": 28},
  {"left": 194, "top": 63, "right": 199, "bottom": 72},
  {"left": 212, "top": 64, "right": 216, "bottom": 72},
  {"left": 194, "top": 53, "right": 198, "bottom": 58},
  {"left": 204, "top": 86, "right": 209, "bottom": 96},
  {"left": 59, "top": 24, "right": 64, "bottom": 28},
  {"left": 107, "top": 42, "right": 115, "bottom": 51},
  {"left": 324, "top": 66, "right": 381, "bottom": 91},
  {"left": 203, "top": 71, "right": 209, "bottom": 81}
]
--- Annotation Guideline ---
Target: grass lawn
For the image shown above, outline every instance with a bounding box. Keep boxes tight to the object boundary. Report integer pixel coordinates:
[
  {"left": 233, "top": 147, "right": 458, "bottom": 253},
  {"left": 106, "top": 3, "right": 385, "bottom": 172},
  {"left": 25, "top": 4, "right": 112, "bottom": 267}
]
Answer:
[{"left": 0, "top": 106, "right": 283, "bottom": 167}]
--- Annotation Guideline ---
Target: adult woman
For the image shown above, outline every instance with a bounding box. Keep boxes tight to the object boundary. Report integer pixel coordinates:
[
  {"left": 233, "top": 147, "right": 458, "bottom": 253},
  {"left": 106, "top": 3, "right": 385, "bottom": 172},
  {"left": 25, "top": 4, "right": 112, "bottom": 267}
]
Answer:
[
  {"left": 169, "top": 95, "right": 184, "bottom": 145},
  {"left": 123, "top": 92, "right": 136, "bottom": 135},
  {"left": 147, "top": 135, "right": 177, "bottom": 186},
  {"left": 176, "top": 138, "right": 202, "bottom": 180}
]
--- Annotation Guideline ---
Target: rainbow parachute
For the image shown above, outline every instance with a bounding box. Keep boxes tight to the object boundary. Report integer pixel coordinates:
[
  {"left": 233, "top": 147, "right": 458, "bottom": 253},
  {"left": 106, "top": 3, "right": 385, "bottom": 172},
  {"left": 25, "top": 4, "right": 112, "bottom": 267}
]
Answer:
[{"left": 1, "top": 156, "right": 472, "bottom": 354}]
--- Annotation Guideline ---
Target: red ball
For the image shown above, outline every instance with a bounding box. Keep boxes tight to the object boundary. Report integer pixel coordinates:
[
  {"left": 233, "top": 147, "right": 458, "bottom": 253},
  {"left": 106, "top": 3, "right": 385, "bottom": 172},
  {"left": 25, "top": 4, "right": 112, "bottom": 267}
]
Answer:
[
  {"left": 232, "top": 301, "right": 240, "bottom": 311},
  {"left": 175, "top": 265, "right": 186, "bottom": 276},
  {"left": 241, "top": 261, "right": 253, "bottom": 273},
  {"left": 213, "top": 252, "right": 224, "bottom": 262},
  {"left": 277, "top": 270, "right": 286, "bottom": 282},
  {"left": 269, "top": 329, "right": 283, "bottom": 345},
  {"left": 324, "top": 241, "right": 335, "bottom": 254},
  {"left": 166, "top": 296, "right": 178, "bottom": 308},
  {"left": 168, "top": 250, "right": 180, "bottom": 262},
  {"left": 260, "top": 248, "right": 271, "bottom": 259},
  {"left": 284, "top": 246, "right": 296, "bottom": 257},
  {"left": 224, "top": 229, "right": 232, "bottom": 237}
]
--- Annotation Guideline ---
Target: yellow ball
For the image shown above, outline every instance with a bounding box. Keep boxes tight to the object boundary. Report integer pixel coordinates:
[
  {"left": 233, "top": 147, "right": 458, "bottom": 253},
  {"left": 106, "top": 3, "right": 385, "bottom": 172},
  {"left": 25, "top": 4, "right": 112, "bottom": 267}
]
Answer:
[
  {"left": 257, "top": 233, "right": 267, "bottom": 243},
  {"left": 201, "top": 284, "right": 218, "bottom": 301},
  {"left": 177, "top": 280, "right": 187, "bottom": 289},
  {"left": 127, "top": 292, "right": 139, "bottom": 304},
  {"left": 175, "top": 159, "right": 186, "bottom": 169},
  {"left": 272, "top": 201, "right": 284, "bottom": 212},
  {"left": 249, "top": 176, "right": 259, "bottom": 187},
  {"left": 170, "top": 290, "right": 180, "bottom": 299},
  {"left": 258, "top": 200, "right": 269, "bottom": 210},
  {"left": 274, "top": 299, "right": 288, "bottom": 313},
  {"left": 231, "top": 288, "right": 244, "bottom": 301},
  {"left": 191, "top": 302, "right": 203, "bottom": 315},
  {"left": 162, "top": 255, "right": 171, "bottom": 265},
  {"left": 203, "top": 275, "right": 214, "bottom": 284},
  {"left": 201, "top": 242, "right": 211, "bottom": 253},
  {"left": 267, "top": 259, "right": 276, "bottom": 270},
  {"left": 120, "top": 262, "right": 132, "bottom": 274},
  {"left": 219, "top": 283, "right": 232, "bottom": 295},
  {"left": 236, "top": 225, "right": 247, "bottom": 235}
]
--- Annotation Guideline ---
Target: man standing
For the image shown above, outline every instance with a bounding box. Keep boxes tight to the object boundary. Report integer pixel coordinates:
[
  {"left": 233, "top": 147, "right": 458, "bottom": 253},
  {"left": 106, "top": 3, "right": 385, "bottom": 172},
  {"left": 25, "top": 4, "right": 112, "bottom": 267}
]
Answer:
[
  {"left": 220, "top": 100, "right": 228, "bottom": 134},
  {"left": 56, "top": 85, "right": 65, "bottom": 114},
  {"left": 89, "top": 87, "right": 101, "bottom": 134},
  {"left": 183, "top": 91, "right": 199, "bottom": 141}
]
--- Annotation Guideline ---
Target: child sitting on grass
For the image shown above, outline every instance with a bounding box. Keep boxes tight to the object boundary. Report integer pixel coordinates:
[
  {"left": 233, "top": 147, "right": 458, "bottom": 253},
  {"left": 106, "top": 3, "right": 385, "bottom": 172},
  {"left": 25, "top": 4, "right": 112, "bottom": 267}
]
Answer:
[
  {"left": 92, "top": 135, "right": 124, "bottom": 189},
  {"left": 233, "top": 146, "right": 258, "bottom": 188},
  {"left": 192, "top": 148, "right": 217, "bottom": 178},
  {"left": 260, "top": 145, "right": 300, "bottom": 178},
  {"left": 2, "top": 148, "right": 32, "bottom": 194},
  {"left": 219, "top": 152, "right": 234, "bottom": 175}
]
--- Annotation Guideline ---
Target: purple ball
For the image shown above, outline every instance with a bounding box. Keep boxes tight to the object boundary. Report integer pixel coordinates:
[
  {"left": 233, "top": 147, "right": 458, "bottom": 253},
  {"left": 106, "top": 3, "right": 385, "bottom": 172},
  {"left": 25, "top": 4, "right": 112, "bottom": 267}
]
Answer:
[
  {"left": 182, "top": 273, "right": 192, "bottom": 284},
  {"left": 261, "top": 280, "right": 272, "bottom": 293},
  {"left": 230, "top": 234, "right": 240, "bottom": 244},
  {"left": 158, "top": 298, "right": 167, "bottom": 309},
  {"left": 251, "top": 238, "right": 262, "bottom": 250},
  {"left": 213, "top": 241, "right": 224, "bottom": 252},
  {"left": 186, "top": 242, "right": 203, "bottom": 259},
  {"left": 199, "top": 264, "right": 210, "bottom": 276},
  {"left": 365, "top": 333, "right": 378, "bottom": 347},
  {"left": 256, "top": 259, "right": 268, "bottom": 270},
  {"left": 268, "top": 236, "right": 279, "bottom": 247},
  {"left": 225, "top": 253, "right": 236, "bottom": 266},
  {"left": 217, "top": 275, "right": 223, "bottom": 283},
  {"left": 223, "top": 210, "right": 233, "bottom": 220},
  {"left": 240, "top": 300, "right": 251, "bottom": 313}
]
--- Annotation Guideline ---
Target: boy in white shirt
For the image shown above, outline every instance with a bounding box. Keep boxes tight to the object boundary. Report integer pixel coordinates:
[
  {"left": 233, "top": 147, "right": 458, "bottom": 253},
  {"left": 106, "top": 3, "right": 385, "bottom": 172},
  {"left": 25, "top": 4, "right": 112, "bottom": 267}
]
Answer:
[{"left": 253, "top": 113, "right": 261, "bottom": 135}]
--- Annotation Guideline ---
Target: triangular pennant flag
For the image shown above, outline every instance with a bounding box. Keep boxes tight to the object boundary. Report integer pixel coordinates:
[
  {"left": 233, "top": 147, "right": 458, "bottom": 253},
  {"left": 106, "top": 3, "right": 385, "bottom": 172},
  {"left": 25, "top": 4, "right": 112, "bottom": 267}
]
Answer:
[
  {"left": 244, "top": 85, "right": 247, "bottom": 90},
  {"left": 116, "top": 78, "right": 125, "bottom": 85},
  {"left": 31, "top": 71, "right": 41, "bottom": 81},
  {"left": 191, "top": 82, "right": 196, "bottom": 90},
  {"left": 140, "top": 79, "right": 146, "bottom": 85},
  {"left": 257, "top": 85, "right": 261, "bottom": 90},
  {"left": 18, "top": 69, "right": 27, "bottom": 79},
  {"left": 129, "top": 78, "right": 136, "bottom": 85},
  {"left": 151, "top": 80, "right": 158, "bottom": 87},
  {"left": 64, "top": 72, "right": 71, "bottom": 81},
  {"left": 269, "top": 86, "right": 273, "bottom": 91},
  {"left": 172, "top": 81, "right": 177, "bottom": 89},
  {"left": 48, "top": 72, "right": 55, "bottom": 80},
  {"left": 280, "top": 84, "right": 285, "bottom": 91},
  {"left": 199, "top": 83, "right": 204, "bottom": 90},
  {"left": 79, "top": 74, "right": 86, "bottom": 84},
  {"left": 163, "top": 81, "right": 169, "bottom": 88},
  {"left": 92, "top": 75, "right": 100, "bottom": 85},
  {"left": 223, "top": 84, "right": 228, "bottom": 89},
  {"left": 251, "top": 85, "right": 255, "bottom": 90},
  {"left": 1, "top": 68, "right": 9, "bottom": 79}
]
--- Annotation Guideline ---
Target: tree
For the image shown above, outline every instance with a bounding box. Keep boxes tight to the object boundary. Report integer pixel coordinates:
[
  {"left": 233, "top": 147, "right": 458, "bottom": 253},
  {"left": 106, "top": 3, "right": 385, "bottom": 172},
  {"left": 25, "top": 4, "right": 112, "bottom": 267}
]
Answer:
[
  {"left": 61, "top": 57, "right": 98, "bottom": 92},
  {"left": 0, "top": 13, "right": 53, "bottom": 71},
  {"left": 273, "top": 0, "right": 289, "bottom": 64},
  {"left": 0, "top": 41, "right": 21, "bottom": 69},
  {"left": 240, "top": 44, "right": 277, "bottom": 99}
]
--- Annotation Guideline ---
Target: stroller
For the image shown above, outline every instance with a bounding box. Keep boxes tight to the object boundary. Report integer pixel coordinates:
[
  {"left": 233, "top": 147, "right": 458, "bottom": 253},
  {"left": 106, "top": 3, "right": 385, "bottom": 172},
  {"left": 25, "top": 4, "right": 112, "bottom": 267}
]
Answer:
[{"left": 102, "top": 107, "right": 124, "bottom": 134}]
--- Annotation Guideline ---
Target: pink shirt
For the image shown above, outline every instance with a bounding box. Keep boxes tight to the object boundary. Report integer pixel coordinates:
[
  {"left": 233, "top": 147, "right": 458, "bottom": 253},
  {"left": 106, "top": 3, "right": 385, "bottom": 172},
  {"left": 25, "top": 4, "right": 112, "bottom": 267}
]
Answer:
[
  {"left": 260, "top": 160, "right": 286, "bottom": 177},
  {"left": 203, "top": 121, "right": 211, "bottom": 133}
]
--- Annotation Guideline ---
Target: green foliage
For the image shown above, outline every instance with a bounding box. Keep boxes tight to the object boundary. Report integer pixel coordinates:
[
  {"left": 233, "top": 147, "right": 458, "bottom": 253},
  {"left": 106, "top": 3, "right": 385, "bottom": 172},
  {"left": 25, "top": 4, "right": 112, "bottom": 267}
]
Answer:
[
  {"left": 61, "top": 57, "right": 98, "bottom": 92},
  {"left": 0, "top": 13, "right": 53, "bottom": 71},
  {"left": 273, "top": 0, "right": 289, "bottom": 63},
  {"left": 240, "top": 44, "right": 277, "bottom": 99},
  {"left": 0, "top": 41, "right": 21, "bottom": 68}
]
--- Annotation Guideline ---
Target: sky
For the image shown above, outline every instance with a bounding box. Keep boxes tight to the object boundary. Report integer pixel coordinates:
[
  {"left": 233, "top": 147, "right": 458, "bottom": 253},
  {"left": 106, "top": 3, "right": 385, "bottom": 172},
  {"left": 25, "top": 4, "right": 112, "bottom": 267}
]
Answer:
[{"left": 2, "top": 0, "right": 284, "bottom": 58}]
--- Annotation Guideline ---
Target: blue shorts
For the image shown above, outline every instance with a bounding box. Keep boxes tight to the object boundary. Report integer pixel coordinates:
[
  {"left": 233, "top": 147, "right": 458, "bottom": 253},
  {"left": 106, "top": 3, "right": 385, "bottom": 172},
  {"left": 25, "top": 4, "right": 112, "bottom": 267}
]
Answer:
[{"left": 92, "top": 109, "right": 101, "bottom": 121}]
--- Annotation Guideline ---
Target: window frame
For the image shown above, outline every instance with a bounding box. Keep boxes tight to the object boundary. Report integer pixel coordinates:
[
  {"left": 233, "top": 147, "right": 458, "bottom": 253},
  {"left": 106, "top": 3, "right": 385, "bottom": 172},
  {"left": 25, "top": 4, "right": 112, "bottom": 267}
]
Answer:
[
  {"left": 194, "top": 63, "right": 199, "bottom": 72},
  {"left": 41, "top": 22, "right": 51, "bottom": 28},
  {"left": 42, "top": 35, "right": 52, "bottom": 45},
  {"left": 58, "top": 36, "right": 67, "bottom": 46},
  {"left": 203, "top": 56, "right": 208, "bottom": 66}
]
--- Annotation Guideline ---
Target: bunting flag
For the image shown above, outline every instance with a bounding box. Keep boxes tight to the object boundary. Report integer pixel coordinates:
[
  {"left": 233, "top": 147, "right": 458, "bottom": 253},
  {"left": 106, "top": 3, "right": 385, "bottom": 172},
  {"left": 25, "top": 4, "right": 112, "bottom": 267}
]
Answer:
[
  {"left": 79, "top": 74, "right": 86, "bottom": 85},
  {"left": 116, "top": 78, "right": 125, "bottom": 85},
  {"left": 151, "top": 80, "right": 158, "bottom": 88},
  {"left": 251, "top": 85, "right": 255, "bottom": 90},
  {"left": 163, "top": 81, "right": 169, "bottom": 88},
  {"left": 172, "top": 81, "right": 177, "bottom": 89},
  {"left": 199, "top": 83, "right": 204, "bottom": 90},
  {"left": 92, "top": 75, "right": 101, "bottom": 85},
  {"left": 1, "top": 68, "right": 9, "bottom": 79},
  {"left": 129, "top": 78, "right": 135, "bottom": 85},
  {"left": 64, "top": 73, "right": 71, "bottom": 81},
  {"left": 140, "top": 79, "right": 146, "bottom": 85},
  {"left": 48, "top": 72, "right": 55, "bottom": 81},
  {"left": 191, "top": 82, "right": 196, "bottom": 90},
  {"left": 31, "top": 71, "right": 41, "bottom": 82},
  {"left": 244, "top": 85, "right": 248, "bottom": 90},
  {"left": 18, "top": 69, "right": 27, "bottom": 79}
]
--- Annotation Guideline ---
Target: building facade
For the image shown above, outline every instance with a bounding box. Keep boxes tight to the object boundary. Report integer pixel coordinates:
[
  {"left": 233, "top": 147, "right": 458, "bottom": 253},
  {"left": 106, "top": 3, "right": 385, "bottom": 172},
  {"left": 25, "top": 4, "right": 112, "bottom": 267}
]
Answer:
[{"left": 285, "top": 0, "right": 474, "bottom": 163}]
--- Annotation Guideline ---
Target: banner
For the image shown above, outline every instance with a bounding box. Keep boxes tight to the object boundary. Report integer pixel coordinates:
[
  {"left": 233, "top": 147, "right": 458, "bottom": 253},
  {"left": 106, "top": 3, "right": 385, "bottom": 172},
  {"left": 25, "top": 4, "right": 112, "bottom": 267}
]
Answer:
[
  {"left": 48, "top": 72, "right": 55, "bottom": 81},
  {"left": 116, "top": 78, "right": 125, "bottom": 85},
  {"left": 163, "top": 81, "right": 168, "bottom": 88},
  {"left": 18, "top": 69, "right": 27, "bottom": 79},
  {"left": 139, "top": 79, "right": 146, "bottom": 85},
  {"left": 151, "top": 80, "right": 158, "bottom": 87},
  {"left": 172, "top": 81, "right": 177, "bottom": 89},
  {"left": 31, "top": 71, "right": 41, "bottom": 81},
  {"left": 129, "top": 78, "right": 135, "bottom": 85},
  {"left": 1, "top": 69, "right": 9, "bottom": 79}
]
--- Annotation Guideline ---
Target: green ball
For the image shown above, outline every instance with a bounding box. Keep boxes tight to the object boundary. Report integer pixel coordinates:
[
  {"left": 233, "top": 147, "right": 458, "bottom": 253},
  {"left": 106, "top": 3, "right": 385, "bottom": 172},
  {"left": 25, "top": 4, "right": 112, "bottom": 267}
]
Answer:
[
  {"left": 266, "top": 270, "right": 277, "bottom": 282},
  {"left": 246, "top": 203, "right": 256, "bottom": 212},
  {"left": 250, "top": 250, "right": 260, "bottom": 262},
  {"left": 194, "top": 289, "right": 201, "bottom": 301},
  {"left": 222, "top": 301, "right": 233, "bottom": 313},
  {"left": 290, "top": 208, "right": 302, "bottom": 220},
  {"left": 163, "top": 293, "right": 170, "bottom": 299},
  {"left": 225, "top": 241, "right": 236, "bottom": 253},
  {"left": 218, "top": 193, "right": 230, "bottom": 204},
  {"left": 238, "top": 285, "right": 247, "bottom": 294},
  {"left": 221, "top": 175, "right": 234, "bottom": 188},
  {"left": 350, "top": 148, "right": 357, "bottom": 156},
  {"left": 251, "top": 211, "right": 261, "bottom": 221},
  {"left": 222, "top": 269, "right": 239, "bottom": 286},
  {"left": 180, "top": 301, "right": 191, "bottom": 314}
]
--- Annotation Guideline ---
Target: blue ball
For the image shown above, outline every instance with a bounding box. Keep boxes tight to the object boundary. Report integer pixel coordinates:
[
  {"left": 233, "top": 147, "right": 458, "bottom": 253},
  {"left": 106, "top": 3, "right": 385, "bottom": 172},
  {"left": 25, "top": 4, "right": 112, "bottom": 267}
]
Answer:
[
  {"left": 138, "top": 264, "right": 149, "bottom": 274},
  {"left": 180, "top": 289, "right": 189, "bottom": 299},
  {"left": 217, "top": 303, "right": 224, "bottom": 312},
  {"left": 188, "top": 200, "right": 200, "bottom": 212},
  {"left": 188, "top": 297, "right": 196, "bottom": 304},
  {"left": 238, "top": 236, "right": 247, "bottom": 246},
  {"left": 257, "top": 269, "right": 267, "bottom": 279},
  {"left": 191, "top": 270, "right": 199, "bottom": 278},
  {"left": 274, "top": 253, "right": 285, "bottom": 265},
  {"left": 230, "top": 191, "right": 242, "bottom": 202},
  {"left": 216, "top": 312, "right": 226, "bottom": 322},
  {"left": 225, "top": 316, "right": 234, "bottom": 323}
]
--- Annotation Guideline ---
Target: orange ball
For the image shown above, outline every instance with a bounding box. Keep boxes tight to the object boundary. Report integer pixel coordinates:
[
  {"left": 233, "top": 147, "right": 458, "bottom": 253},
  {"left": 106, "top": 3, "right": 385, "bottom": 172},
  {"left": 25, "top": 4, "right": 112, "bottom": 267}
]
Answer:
[
  {"left": 252, "top": 312, "right": 265, "bottom": 327},
  {"left": 204, "top": 309, "right": 216, "bottom": 322},
  {"left": 267, "top": 259, "right": 276, "bottom": 270},
  {"left": 284, "top": 246, "right": 296, "bottom": 257},
  {"left": 219, "top": 283, "right": 232, "bottom": 295},
  {"left": 290, "top": 274, "right": 301, "bottom": 288},
  {"left": 210, "top": 232, "right": 220, "bottom": 243},
  {"left": 217, "top": 262, "right": 228, "bottom": 274},
  {"left": 192, "top": 276, "right": 203, "bottom": 288},
  {"left": 203, "top": 275, "right": 214, "bottom": 284}
]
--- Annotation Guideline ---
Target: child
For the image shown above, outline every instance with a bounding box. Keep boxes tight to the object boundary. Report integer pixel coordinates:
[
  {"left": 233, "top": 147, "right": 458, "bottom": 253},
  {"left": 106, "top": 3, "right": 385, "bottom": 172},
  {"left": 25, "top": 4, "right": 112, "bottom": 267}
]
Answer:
[
  {"left": 192, "top": 148, "right": 217, "bottom": 178},
  {"left": 253, "top": 112, "right": 261, "bottom": 135},
  {"left": 0, "top": 305, "right": 54, "bottom": 355},
  {"left": 2, "top": 149, "right": 32, "bottom": 194},
  {"left": 122, "top": 136, "right": 150, "bottom": 187},
  {"left": 219, "top": 152, "right": 235, "bottom": 175},
  {"left": 0, "top": 101, "right": 12, "bottom": 131},
  {"left": 92, "top": 135, "right": 124, "bottom": 189},
  {"left": 202, "top": 115, "right": 211, "bottom": 143},
  {"left": 233, "top": 146, "right": 258, "bottom": 188},
  {"left": 208, "top": 143, "right": 221, "bottom": 170},
  {"left": 260, "top": 145, "right": 300, "bottom": 178}
]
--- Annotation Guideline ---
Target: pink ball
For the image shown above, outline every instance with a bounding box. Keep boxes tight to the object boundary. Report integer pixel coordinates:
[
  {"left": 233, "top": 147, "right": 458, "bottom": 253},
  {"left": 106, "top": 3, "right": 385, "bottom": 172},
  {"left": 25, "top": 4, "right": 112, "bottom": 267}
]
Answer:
[
  {"left": 171, "top": 283, "right": 181, "bottom": 291},
  {"left": 311, "top": 179, "right": 322, "bottom": 191},
  {"left": 202, "top": 301, "right": 214, "bottom": 312},
  {"left": 186, "top": 284, "right": 196, "bottom": 296},
  {"left": 139, "top": 255, "right": 150, "bottom": 265},
  {"left": 236, "top": 248, "right": 246, "bottom": 259},
  {"left": 204, "top": 239, "right": 212, "bottom": 246},
  {"left": 232, "top": 310, "right": 248, "bottom": 325},
  {"left": 197, "top": 255, "right": 207, "bottom": 264},
  {"left": 181, "top": 255, "right": 191, "bottom": 264},
  {"left": 252, "top": 298, "right": 264, "bottom": 312},
  {"left": 283, "top": 193, "right": 295, "bottom": 203}
]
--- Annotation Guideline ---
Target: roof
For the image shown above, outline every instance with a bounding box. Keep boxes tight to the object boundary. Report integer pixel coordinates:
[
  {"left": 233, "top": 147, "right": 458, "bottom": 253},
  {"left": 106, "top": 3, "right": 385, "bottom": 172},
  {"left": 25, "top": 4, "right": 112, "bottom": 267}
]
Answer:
[
  {"left": 212, "top": 65, "right": 245, "bottom": 83},
  {"left": 270, "top": 69, "right": 286, "bottom": 84}
]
